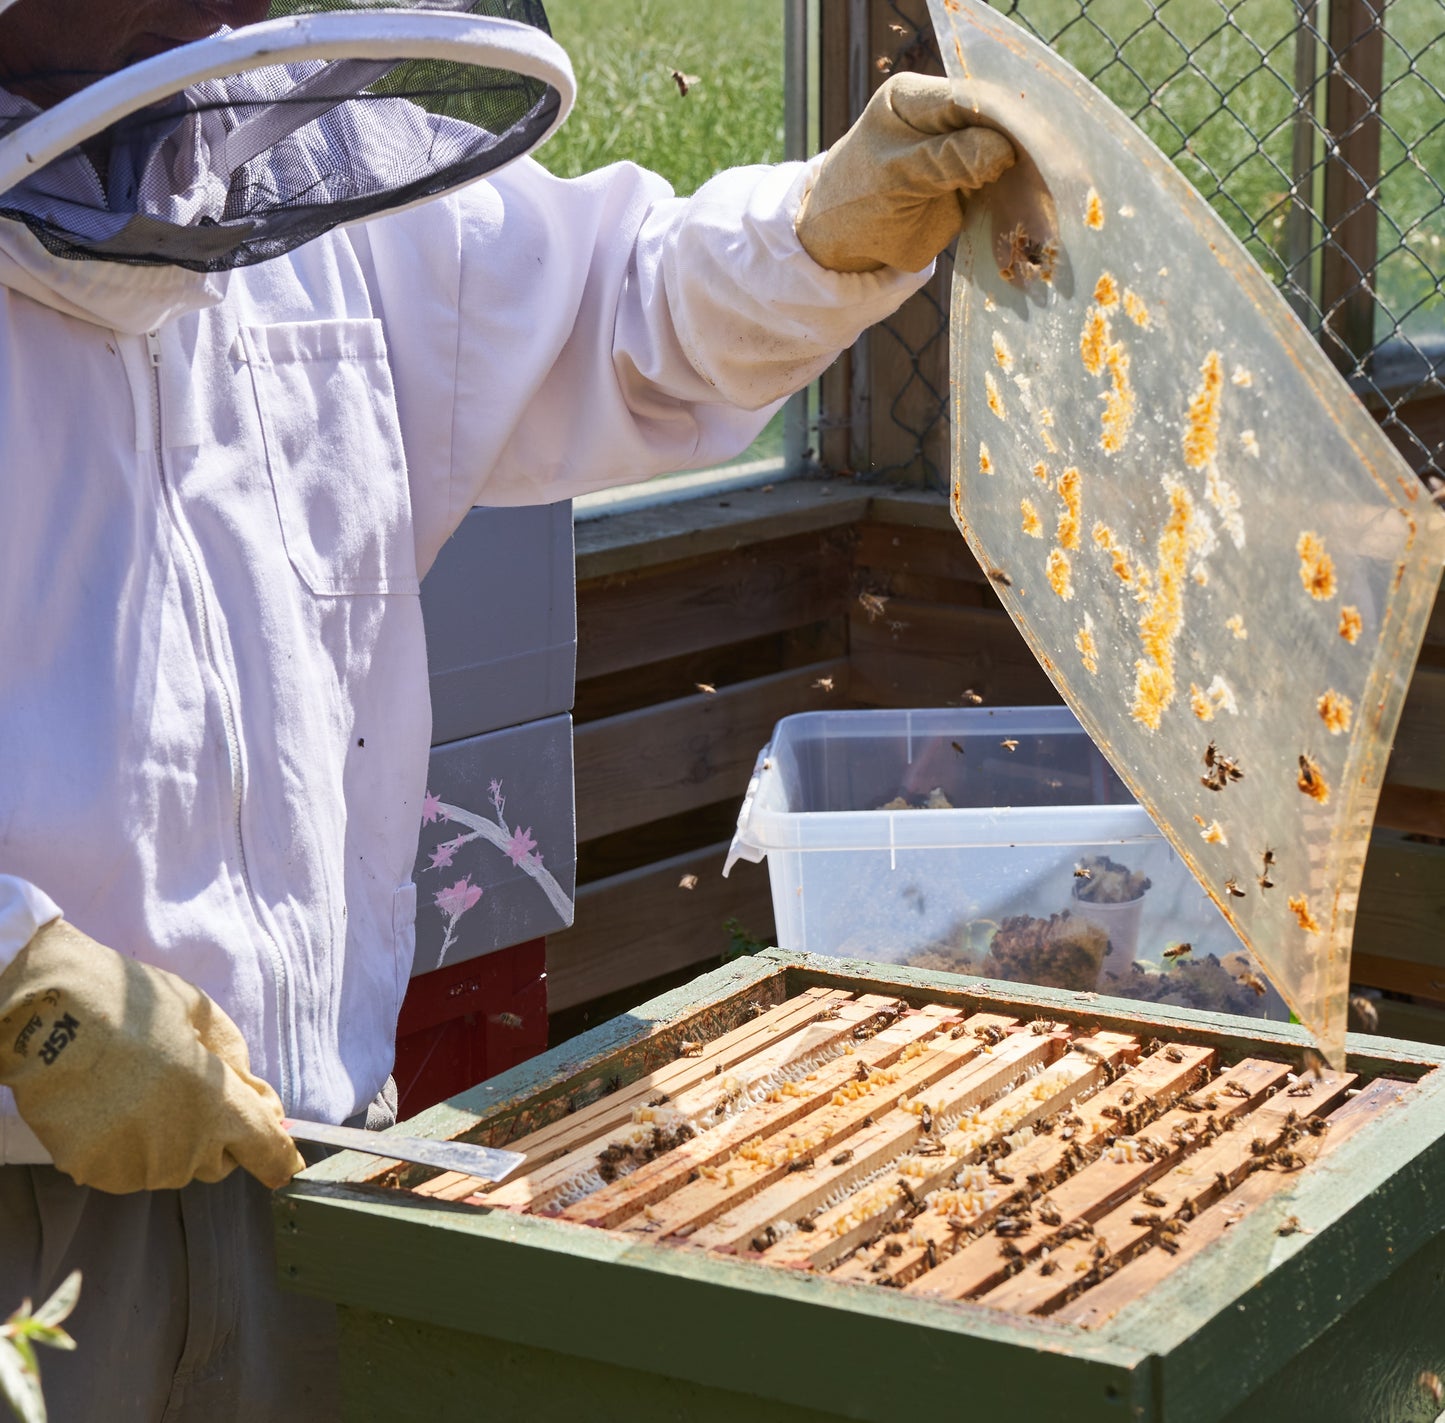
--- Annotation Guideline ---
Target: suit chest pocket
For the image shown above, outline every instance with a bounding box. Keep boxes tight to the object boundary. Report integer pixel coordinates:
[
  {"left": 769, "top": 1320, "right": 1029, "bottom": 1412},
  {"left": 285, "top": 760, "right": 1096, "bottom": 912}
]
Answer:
[{"left": 241, "top": 319, "right": 420, "bottom": 596}]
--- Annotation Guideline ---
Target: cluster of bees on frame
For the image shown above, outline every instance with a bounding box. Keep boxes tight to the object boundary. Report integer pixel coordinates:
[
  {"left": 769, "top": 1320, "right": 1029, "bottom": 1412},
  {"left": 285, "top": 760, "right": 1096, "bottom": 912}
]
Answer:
[{"left": 835, "top": 1037, "right": 1330, "bottom": 1299}]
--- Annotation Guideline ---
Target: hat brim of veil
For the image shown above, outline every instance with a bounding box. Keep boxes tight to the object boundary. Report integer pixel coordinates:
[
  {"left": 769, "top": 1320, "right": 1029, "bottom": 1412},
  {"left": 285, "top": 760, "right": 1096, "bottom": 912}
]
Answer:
[{"left": 0, "top": 10, "right": 575, "bottom": 259}]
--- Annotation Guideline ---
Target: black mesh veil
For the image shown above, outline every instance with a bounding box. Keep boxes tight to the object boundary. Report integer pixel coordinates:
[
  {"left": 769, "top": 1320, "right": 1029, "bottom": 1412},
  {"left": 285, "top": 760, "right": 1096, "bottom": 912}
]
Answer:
[{"left": 0, "top": 2, "right": 563, "bottom": 270}]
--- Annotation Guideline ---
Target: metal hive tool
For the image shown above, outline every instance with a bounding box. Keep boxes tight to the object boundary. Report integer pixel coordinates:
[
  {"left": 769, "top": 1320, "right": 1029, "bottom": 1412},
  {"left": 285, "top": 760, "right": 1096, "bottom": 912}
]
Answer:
[{"left": 928, "top": 0, "right": 1445, "bottom": 1064}]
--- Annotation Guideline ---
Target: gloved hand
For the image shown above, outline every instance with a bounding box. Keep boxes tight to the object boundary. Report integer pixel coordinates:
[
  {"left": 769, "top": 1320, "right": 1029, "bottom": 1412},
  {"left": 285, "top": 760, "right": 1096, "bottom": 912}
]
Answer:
[
  {"left": 0, "top": 919, "right": 305, "bottom": 1194},
  {"left": 796, "top": 73, "right": 1016, "bottom": 274}
]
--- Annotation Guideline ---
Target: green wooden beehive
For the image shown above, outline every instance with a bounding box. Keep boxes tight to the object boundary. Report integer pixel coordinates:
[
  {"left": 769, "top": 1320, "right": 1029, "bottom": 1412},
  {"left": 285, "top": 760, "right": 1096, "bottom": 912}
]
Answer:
[{"left": 278, "top": 951, "right": 1445, "bottom": 1422}]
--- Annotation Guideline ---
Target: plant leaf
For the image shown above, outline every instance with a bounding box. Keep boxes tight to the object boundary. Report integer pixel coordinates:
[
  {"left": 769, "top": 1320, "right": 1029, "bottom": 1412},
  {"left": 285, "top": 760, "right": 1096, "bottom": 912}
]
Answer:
[
  {"left": 30, "top": 1275, "right": 79, "bottom": 1335},
  {"left": 0, "top": 1335, "right": 44, "bottom": 1423}
]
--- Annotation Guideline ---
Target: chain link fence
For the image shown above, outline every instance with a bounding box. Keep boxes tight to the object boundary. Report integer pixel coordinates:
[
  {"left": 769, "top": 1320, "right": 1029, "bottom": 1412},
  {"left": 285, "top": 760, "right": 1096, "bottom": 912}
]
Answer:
[{"left": 864, "top": 0, "right": 1445, "bottom": 489}]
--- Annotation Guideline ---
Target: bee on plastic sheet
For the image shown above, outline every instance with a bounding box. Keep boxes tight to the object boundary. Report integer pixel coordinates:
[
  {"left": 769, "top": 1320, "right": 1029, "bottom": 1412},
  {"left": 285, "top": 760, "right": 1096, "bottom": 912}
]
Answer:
[
  {"left": 1258, "top": 847, "right": 1277, "bottom": 891},
  {"left": 1163, "top": 942, "right": 1193, "bottom": 960},
  {"left": 1224, "top": 878, "right": 1247, "bottom": 899},
  {"left": 1201, "top": 740, "right": 1244, "bottom": 791},
  {"left": 986, "top": 566, "right": 1013, "bottom": 588},
  {"left": 951, "top": 740, "right": 966, "bottom": 756}
]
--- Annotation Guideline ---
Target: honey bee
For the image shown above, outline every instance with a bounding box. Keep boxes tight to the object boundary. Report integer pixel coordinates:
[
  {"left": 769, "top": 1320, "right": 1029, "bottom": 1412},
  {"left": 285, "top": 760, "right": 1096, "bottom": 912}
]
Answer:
[
  {"left": 987, "top": 1165, "right": 1015, "bottom": 1185},
  {"left": 986, "top": 567, "right": 1013, "bottom": 587},
  {"left": 1201, "top": 740, "right": 1244, "bottom": 791},
  {"left": 812, "top": 676, "right": 835, "bottom": 693},
  {"left": 920, "top": 1104, "right": 934, "bottom": 1134},
  {"left": 857, "top": 591, "right": 889, "bottom": 621},
  {"left": 670, "top": 68, "right": 700, "bottom": 97},
  {"left": 1163, "top": 942, "right": 1193, "bottom": 960},
  {"left": 677, "top": 873, "right": 699, "bottom": 891},
  {"left": 817, "top": 1005, "right": 841, "bottom": 1021},
  {"left": 1165, "top": 1046, "right": 1184, "bottom": 1063},
  {"left": 975, "top": 1024, "right": 1005, "bottom": 1046},
  {"left": 1140, "top": 1189, "right": 1166, "bottom": 1208},
  {"left": 883, "top": 1240, "right": 905, "bottom": 1258},
  {"left": 1039, "top": 1257, "right": 1059, "bottom": 1275},
  {"left": 646, "top": 1093, "right": 670, "bottom": 1107},
  {"left": 1120, "top": 1087, "right": 1136, "bottom": 1106},
  {"left": 1301, "top": 1046, "right": 1326, "bottom": 1079},
  {"left": 854, "top": 1061, "right": 871, "bottom": 1084},
  {"left": 751, "top": 1226, "right": 778, "bottom": 1252},
  {"left": 950, "top": 740, "right": 966, "bottom": 756},
  {"left": 1073, "top": 864, "right": 1094, "bottom": 882},
  {"left": 1297, "top": 753, "right": 1326, "bottom": 798},
  {"left": 1037, "top": 1201, "right": 1063, "bottom": 1226},
  {"left": 831, "top": 1149, "right": 854, "bottom": 1166},
  {"left": 694, "top": 682, "right": 716, "bottom": 696},
  {"left": 1221, "top": 1081, "right": 1251, "bottom": 1100},
  {"left": 1257, "top": 847, "right": 1276, "bottom": 890},
  {"left": 1275, "top": 1215, "right": 1308, "bottom": 1236},
  {"left": 1235, "top": 970, "right": 1268, "bottom": 998},
  {"left": 796, "top": 1217, "right": 817, "bottom": 1233},
  {"left": 1001, "top": 738, "right": 1020, "bottom": 752},
  {"left": 962, "top": 689, "right": 984, "bottom": 705},
  {"left": 1224, "top": 878, "right": 1246, "bottom": 898},
  {"left": 1418, "top": 1371, "right": 1443, "bottom": 1406},
  {"left": 679, "top": 1040, "right": 705, "bottom": 1057},
  {"left": 787, "top": 1156, "right": 814, "bottom": 1173},
  {"left": 924, "top": 1239, "right": 939, "bottom": 1270},
  {"left": 1349, "top": 995, "right": 1380, "bottom": 1033},
  {"left": 1286, "top": 1078, "right": 1315, "bottom": 1098},
  {"left": 995, "top": 1217, "right": 1031, "bottom": 1237}
]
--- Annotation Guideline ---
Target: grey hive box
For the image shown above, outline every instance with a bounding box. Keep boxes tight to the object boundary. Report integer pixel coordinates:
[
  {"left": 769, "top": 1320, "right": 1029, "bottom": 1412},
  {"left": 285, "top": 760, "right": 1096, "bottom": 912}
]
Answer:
[
  {"left": 279, "top": 951, "right": 1445, "bottom": 1422},
  {"left": 408, "top": 502, "right": 578, "bottom": 975},
  {"left": 421, "top": 502, "right": 576, "bottom": 746}
]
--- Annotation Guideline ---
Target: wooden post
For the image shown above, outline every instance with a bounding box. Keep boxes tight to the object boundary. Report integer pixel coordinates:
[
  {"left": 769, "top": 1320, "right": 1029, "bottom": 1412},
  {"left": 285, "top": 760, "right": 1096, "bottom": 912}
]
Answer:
[{"left": 1320, "top": 0, "right": 1385, "bottom": 369}]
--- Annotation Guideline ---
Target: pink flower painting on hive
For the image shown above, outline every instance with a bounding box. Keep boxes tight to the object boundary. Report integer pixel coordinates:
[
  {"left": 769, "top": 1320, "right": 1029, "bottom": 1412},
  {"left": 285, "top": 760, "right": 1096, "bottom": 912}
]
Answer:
[{"left": 420, "top": 776, "right": 573, "bottom": 968}]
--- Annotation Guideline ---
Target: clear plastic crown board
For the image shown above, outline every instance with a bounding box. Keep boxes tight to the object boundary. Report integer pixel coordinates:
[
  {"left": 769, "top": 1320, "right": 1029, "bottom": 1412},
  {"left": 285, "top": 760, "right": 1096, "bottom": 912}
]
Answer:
[{"left": 927, "top": 0, "right": 1445, "bottom": 1064}]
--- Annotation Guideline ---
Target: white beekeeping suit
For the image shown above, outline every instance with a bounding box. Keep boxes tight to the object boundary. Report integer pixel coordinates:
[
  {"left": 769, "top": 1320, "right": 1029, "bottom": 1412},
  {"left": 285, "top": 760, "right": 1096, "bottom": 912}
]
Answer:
[{"left": 0, "top": 4, "right": 1012, "bottom": 1415}]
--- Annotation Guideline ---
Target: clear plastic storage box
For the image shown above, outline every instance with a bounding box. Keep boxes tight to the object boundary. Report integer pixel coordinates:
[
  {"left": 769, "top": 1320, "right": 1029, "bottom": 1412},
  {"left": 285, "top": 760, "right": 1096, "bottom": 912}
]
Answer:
[{"left": 726, "top": 707, "right": 1284, "bottom": 1020}]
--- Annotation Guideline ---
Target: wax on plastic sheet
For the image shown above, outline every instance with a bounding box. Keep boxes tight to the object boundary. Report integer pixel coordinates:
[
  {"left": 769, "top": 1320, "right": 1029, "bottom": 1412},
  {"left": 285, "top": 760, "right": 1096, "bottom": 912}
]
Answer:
[{"left": 928, "top": 0, "right": 1445, "bottom": 1065}]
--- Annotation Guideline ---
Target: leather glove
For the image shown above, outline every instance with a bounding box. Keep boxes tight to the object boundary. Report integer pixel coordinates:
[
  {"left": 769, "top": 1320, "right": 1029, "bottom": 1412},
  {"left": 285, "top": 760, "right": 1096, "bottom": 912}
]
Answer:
[
  {"left": 796, "top": 73, "right": 1016, "bottom": 274},
  {"left": 0, "top": 919, "right": 305, "bottom": 1194}
]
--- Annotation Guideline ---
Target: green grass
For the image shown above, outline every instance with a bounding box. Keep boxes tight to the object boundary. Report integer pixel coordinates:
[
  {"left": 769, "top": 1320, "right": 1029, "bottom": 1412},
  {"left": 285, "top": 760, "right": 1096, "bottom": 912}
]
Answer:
[
  {"left": 997, "top": 0, "right": 1445, "bottom": 344},
  {"left": 535, "top": 0, "right": 785, "bottom": 196}
]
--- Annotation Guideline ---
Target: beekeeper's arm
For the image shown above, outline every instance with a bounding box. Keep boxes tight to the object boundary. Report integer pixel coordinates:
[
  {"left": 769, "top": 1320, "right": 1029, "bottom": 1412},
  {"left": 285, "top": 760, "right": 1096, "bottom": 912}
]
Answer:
[
  {"left": 358, "top": 74, "right": 1011, "bottom": 560},
  {"left": 0, "top": 875, "right": 304, "bottom": 1194}
]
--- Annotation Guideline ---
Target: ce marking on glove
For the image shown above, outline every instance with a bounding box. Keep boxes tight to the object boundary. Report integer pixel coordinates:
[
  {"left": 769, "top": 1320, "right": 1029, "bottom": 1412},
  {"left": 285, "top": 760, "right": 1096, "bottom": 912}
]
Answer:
[{"left": 19, "top": 1009, "right": 80, "bottom": 1065}]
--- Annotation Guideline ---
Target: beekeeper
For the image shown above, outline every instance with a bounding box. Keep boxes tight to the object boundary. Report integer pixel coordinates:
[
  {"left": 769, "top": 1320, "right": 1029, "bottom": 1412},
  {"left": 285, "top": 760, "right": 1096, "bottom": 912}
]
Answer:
[{"left": 0, "top": 1, "right": 1013, "bottom": 1416}]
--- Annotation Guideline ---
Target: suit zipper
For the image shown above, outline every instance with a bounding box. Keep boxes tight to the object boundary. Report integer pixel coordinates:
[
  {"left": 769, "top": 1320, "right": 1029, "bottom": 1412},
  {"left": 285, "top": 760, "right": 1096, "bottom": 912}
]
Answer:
[{"left": 145, "top": 329, "right": 295, "bottom": 1109}]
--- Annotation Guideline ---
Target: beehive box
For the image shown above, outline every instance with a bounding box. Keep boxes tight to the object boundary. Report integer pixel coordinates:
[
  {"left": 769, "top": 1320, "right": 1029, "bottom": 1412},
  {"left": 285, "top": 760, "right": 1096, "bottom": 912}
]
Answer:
[{"left": 278, "top": 951, "right": 1445, "bottom": 1422}]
